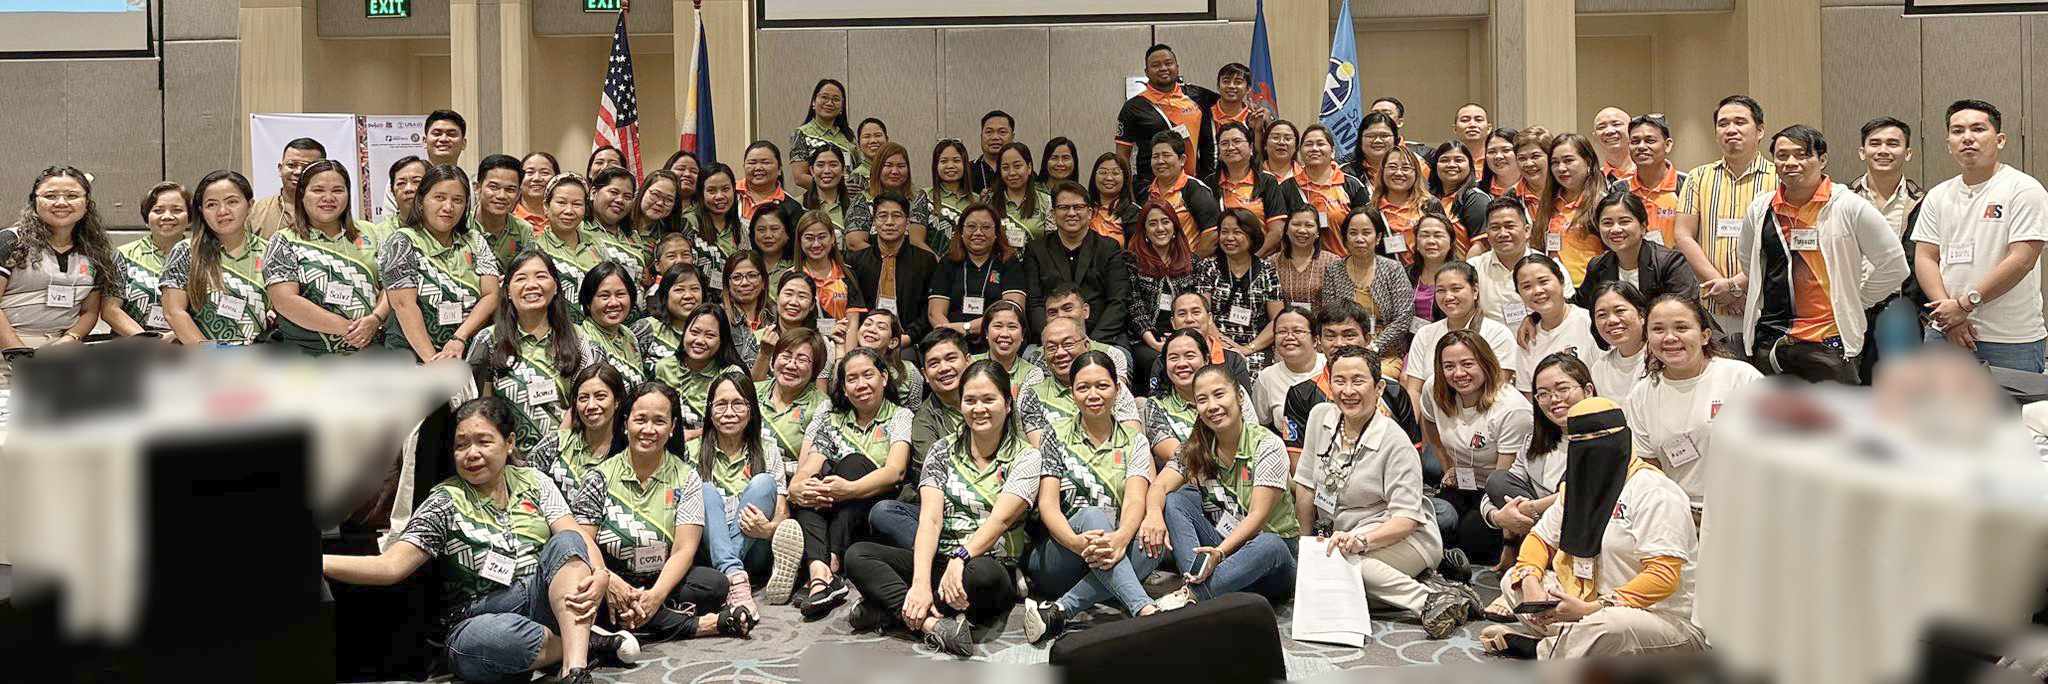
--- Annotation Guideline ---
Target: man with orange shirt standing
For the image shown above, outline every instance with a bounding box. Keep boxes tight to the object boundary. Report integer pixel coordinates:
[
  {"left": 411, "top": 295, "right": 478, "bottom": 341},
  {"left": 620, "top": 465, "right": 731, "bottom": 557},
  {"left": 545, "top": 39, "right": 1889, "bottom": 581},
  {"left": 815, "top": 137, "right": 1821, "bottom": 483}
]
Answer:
[
  {"left": 1210, "top": 63, "right": 1271, "bottom": 140},
  {"left": 1732, "top": 125, "right": 1907, "bottom": 384},
  {"left": 1626, "top": 115, "right": 1685, "bottom": 248},
  {"left": 1118, "top": 44, "right": 1218, "bottom": 195},
  {"left": 1591, "top": 107, "right": 1635, "bottom": 183}
]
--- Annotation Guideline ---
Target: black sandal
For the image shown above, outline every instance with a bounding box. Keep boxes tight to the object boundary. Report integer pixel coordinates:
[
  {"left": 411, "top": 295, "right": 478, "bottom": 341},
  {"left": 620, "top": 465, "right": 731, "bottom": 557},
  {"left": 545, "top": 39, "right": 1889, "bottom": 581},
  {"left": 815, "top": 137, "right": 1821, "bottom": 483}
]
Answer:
[{"left": 717, "top": 604, "right": 759, "bottom": 637}]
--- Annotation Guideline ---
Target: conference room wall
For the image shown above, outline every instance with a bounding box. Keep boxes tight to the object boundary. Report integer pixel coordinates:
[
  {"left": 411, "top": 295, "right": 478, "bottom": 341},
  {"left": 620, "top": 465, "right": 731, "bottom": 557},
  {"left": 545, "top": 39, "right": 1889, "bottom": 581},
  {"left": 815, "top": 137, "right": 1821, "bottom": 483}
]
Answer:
[
  {"left": 1573, "top": 13, "right": 1746, "bottom": 171},
  {"left": 525, "top": 34, "right": 682, "bottom": 180},
  {"left": 303, "top": 38, "right": 452, "bottom": 121}
]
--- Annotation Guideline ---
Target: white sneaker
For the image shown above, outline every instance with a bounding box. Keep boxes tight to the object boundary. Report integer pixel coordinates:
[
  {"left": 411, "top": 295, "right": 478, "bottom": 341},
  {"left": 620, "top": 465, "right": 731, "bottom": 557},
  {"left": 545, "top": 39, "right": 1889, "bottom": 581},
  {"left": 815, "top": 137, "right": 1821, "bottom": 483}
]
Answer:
[
  {"left": 764, "top": 520, "right": 805, "bottom": 605},
  {"left": 1150, "top": 586, "right": 1197, "bottom": 612},
  {"left": 590, "top": 625, "right": 640, "bottom": 665}
]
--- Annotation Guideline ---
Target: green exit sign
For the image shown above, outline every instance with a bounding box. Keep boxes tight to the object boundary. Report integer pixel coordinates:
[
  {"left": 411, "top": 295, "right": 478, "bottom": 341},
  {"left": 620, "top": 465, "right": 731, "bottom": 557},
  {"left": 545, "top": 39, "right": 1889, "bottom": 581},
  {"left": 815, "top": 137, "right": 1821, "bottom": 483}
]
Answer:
[
  {"left": 366, "top": 0, "right": 410, "bottom": 19},
  {"left": 584, "top": 0, "right": 622, "bottom": 11}
]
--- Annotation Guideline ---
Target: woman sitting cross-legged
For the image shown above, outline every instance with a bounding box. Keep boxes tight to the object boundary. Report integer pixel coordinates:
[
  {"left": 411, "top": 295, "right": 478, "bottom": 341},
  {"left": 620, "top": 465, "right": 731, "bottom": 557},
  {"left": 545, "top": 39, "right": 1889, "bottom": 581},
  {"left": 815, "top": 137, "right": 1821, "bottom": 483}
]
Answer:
[
  {"left": 840, "top": 359, "right": 1039, "bottom": 656},
  {"left": 319, "top": 398, "right": 635, "bottom": 684},
  {"left": 788, "top": 348, "right": 915, "bottom": 619},
  {"left": 679, "top": 369, "right": 802, "bottom": 615},
  {"left": 1140, "top": 364, "right": 1300, "bottom": 602}
]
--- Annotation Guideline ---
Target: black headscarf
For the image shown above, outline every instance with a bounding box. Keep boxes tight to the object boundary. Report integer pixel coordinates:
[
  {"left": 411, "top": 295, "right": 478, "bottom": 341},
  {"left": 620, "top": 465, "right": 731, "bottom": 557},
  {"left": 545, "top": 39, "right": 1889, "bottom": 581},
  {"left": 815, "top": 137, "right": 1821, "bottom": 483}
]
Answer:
[{"left": 1561, "top": 397, "right": 1631, "bottom": 558}]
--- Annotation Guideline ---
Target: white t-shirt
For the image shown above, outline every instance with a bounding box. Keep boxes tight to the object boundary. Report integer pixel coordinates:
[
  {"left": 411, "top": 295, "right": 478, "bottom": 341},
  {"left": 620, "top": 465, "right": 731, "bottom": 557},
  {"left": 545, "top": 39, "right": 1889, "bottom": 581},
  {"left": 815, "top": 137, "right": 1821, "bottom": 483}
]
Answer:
[
  {"left": 1517, "top": 305, "right": 1597, "bottom": 392},
  {"left": 1623, "top": 358, "right": 1763, "bottom": 508},
  {"left": 1618, "top": 267, "right": 1640, "bottom": 288},
  {"left": 1911, "top": 163, "right": 2048, "bottom": 344},
  {"left": 1405, "top": 317, "right": 1522, "bottom": 384},
  {"left": 1416, "top": 385, "right": 1533, "bottom": 490},
  {"left": 1590, "top": 345, "right": 1646, "bottom": 404},
  {"left": 1529, "top": 465, "right": 1698, "bottom": 620},
  {"left": 1252, "top": 353, "right": 1325, "bottom": 431}
]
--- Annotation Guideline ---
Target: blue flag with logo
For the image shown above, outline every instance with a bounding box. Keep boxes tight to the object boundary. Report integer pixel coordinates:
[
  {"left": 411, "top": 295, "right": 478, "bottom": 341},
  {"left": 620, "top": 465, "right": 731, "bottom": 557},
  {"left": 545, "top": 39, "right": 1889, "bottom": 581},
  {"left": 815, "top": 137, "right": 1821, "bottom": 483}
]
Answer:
[
  {"left": 1248, "top": 0, "right": 1278, "bottom": 120},
  {"left": 1320, "top": 0, "right": 1362, "bottom": 164}
]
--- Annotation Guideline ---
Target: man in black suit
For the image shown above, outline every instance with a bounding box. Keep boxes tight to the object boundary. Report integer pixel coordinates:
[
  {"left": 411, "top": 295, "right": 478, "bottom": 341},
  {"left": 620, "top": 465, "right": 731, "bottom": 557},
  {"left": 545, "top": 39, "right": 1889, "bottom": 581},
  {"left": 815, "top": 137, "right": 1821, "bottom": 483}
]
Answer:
[
  {"left": 1022, "top": 181, "right": 1130, "bottom": 344},
  {"left": 847, "top": 192, "right": 940, "bottom": 344}
]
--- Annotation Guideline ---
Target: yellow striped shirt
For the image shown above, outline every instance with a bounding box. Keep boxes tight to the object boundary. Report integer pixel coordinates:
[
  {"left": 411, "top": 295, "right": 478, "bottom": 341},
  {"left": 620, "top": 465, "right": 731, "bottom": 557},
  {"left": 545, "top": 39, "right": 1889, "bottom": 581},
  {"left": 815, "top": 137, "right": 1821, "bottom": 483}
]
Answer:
[{"left": 1678, "top": 155, "right": 1777, "bottom": 278}]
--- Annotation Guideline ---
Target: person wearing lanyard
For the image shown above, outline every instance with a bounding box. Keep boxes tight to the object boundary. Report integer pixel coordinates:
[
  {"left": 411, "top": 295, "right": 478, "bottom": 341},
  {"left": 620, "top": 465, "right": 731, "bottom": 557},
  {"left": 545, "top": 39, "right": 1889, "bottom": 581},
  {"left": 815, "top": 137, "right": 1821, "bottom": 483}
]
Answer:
[
  {"left": 1624, "top": 294, "right": 1761, "bottom": 515},
  {"left": 788, "top": 79, "right": 856, "bottom": 192},
  {"left": 1163, "top": 291, "right": 1259, "bottom": 392},
  {"left": 104, "top": 181, "right": 189, "bottom": 340},
  {"left": 1193, "top": 208, "right": 1283, "bottom": 371},
  {"left": 469, "top": 251, "right": 595, "bottom": 455},
  {"left": 1430, "top": 141, "right": 1492, "bottom": 253},
  {"left": 1128, "top": 201, "right": 1198, "bottom": 392},
  {"left": 1022, "top": 181, "right": 1130, "bottom": 342},
  {"left": 1477, "top": 353, "right": 1591, "bottom": 596},
  {"left": 1293, "top": 344, "right": 1475, "bottom": 640},
  {"left": 1278, "top": 301, "right": 1426, "bottom": 454},
  {"left": 739, "top": 141, "right": 803, "bottom": 225},
  {"left": 536, "top": 175, "right": 603, "bottom": 320},
  {"left": 529, "top": 363, "right": 627, "bottom": 496},
  {"left": 1374, "top": 149, "right": 1446, "bottom": 266},
  {"left": 574, "top": 262, "right": 648, "bottom": 387},
  {"left": 723, "top": 253, "right": 773, "bottom": 348},
  {"left": 1513, "top": 128, "right": 1556, "bottom": 232},
  {"left": 795, "top": 210, "right": 868, "bottom": 346},
  {"left": 1017, "top": 316, "right": 1144, "bottom": 447},
  {"left": 1577, "top": 192, "right": 1698, "bottom": 306},
  {"left": 1268, "top": 207, "right": 1337, "bottom": 315},
  {"left": 1141, "top": 364, "right": 1298, "bottom": 601},
  {"left": 1250, "top": 307, "right": 1322, "bottom": 446},
  {"left": 162, "top": 170, "right": 270, "bottom": 346},
  {"left": 985, "top": 142, "right": 1051, "bottom": 251},
  {"left": 1258, "top": 120, "right": 1303, "bottom": 184},
  {"left": 1145, "top": 131, "right": 1224, "bottom": 258},
  {"left": 1681, "top": 96, "right": 1777, "bottom": 334},
  {"left": 1088, "top": 153, "right": 1141, "bottom": 243},
  {"left": 381, "top": 165, "right": 502, "bottom": 361},
  {"left": 586, "top": 168, "right": 647, "bottom": 282},
  {"left": 1476, "top": 196, "right": 1572, "bottom": 326},
  {"left": 363, "top": 157, "right": 428, "bottom": 249},
  {"left": 1734, "top": 125, "right": 1908, "bottom": 385},
  {"left": 574, "top": 383, "right": 756, "bottom": 642},
  {"left": 473, "top": 155, "right": 533, "bottom": 274},
  {"left": 1118, "top": 44, "right": 1217, "bottom": 194},
  {"left": 1281, "top": 124, "right": 1372, "bottom": 256},
  {"left": 848, "top": 193, "right": 939, "bottom": 343},
  {"left": 1585, "top": 282, "right": 1650, "bottom": 404},
  {"left": 324, "top": 398, "right": 633, "bottom": 684},
  {"left": 655, "top": 304, "right": 744, "bottom": 436},
  {"left": 1417, "top": 328, "right": 1533, "bottom": 569},
  {"left": 1211, "top": 122, "right": 1288, "bottom": 250},
  {"left": 1142, "top": 328, "right": 1260, "bottom": 468},
  {"left": 1482, "top": 397, "right": 1705, "bottom": 660},
  {"left": 1022, "top": 352, "right": 1190, "bottom": 644},
  {"left": 800, "top": 147, "right": 855, "bottom": 250},
  {"left": 1408, "top": 212, "right": 1462, "bottom": 329},
  {"left": 750, "top": 272, "right": 823, "bottom": 383},
  {"left": 1320, "top": 210, "right": 1413, "bottom": 355},
  {"left": 1403, "top": 261, "right": 1521, "bottom": 421},
  {"left": 923, "top": 140, "right": 976, "bottom": 256},
  {"left": 250, "top": 138, "right": 326, "bottom": 239},
  {"left": 789, "top": 349, "right": 915, "bottom": 619},
  {"left": 0, "top": 166, "right": 116, "bottom": 371},
  {"left": 753, "top": 329, "right": 832, "bottom": 605},
  {"left": 926, "top": 204, "right": 1026, "bottom": 351},
  {"left": 636, "top": 264, "right": 706, "bottom": 370},
  {"left": 1545, "top": 134, "right": 1616, "bottom": 286},
  {"left": 1626, "top": 116, "right": 1686, "bottom": 248},
  {"left": 264, "top": 159, "right": 386, "bottom": 355},
  {"left": 1511, "top": 256, "right": 1598, "bottom": 394},
  {"left": 516, "top": 153, "right": 559, "bottom": 233},
  {"left": 681, "top": 371, "right": 794, "bottom": 617},
  {"left": 846, "top": 143, "right": 930, "bottom": 249},
  {"left": 841, "top": 360, "right": 1038, "bottom": 657},
  {"left": 848, "top": 308, "right": 927, "bottom": 412},
  {"left": 1481, "top": 128, "right": 1522, "bottom": 199},
  {"left": 972, "top": 300, "right": 1035, "bottom": 391}
]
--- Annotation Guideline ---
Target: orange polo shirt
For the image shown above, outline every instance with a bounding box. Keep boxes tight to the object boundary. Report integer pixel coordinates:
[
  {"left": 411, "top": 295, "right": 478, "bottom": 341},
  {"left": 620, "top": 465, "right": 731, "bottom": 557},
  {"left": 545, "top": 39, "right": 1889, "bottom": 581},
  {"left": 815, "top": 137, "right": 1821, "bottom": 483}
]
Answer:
[
  {"left": 1213, "top": 102, "right": 1252, "bottom": 130},
  {"left": 1296, "top": 167, "right": 1357, "bottom": 256},
  {"left": 1628, "top": 162, "right": 1683, "bottom": 248},
  {"left": 1218, "top": 167, "right": 1267, "bottom": 219},
  {"left": 740, "top": 186, "right": 792, "bottom": 224},
  {"left": 1149, "top": 173, "right": 1203, "bottom": 245},
  {"left": 1377, "top": 195, "right": 1425, "bottom": 265},
  {"left": 1137, "top": 84, "right": 1204, "bottom": 167},
  {"left": 1771, "top": 181, "right": 1837, "bottom": 342},
  {"left": 1549, "top": 193, "right": 1603, "bottom": 285},
  {"left": 1090, "top": 207, "right": 1128, "bottom": 244}
]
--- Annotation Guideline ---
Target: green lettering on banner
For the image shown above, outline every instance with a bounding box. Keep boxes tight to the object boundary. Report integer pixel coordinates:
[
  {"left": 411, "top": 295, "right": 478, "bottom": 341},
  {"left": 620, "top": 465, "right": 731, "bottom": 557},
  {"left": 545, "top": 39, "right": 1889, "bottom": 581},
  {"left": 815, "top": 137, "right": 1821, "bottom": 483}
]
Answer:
[
  {"left": 584, "top": 0, "right": 624, "bottom": 12},
  {"left": 366, "top": 0, "right": 411, "bottom": 19}
]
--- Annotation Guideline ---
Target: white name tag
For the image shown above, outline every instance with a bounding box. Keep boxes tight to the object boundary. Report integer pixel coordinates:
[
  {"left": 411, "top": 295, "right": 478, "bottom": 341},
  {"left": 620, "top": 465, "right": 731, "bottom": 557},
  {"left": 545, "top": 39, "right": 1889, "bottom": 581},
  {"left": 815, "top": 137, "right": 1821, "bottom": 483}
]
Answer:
[
  {"left": 1226, "top": 306, "right": 1253, "bottom": 327},
  {"left": 1573, "top": 556, "right": 1596, "bottom": 580},
  {"left": 1215, "top": 511, "right": 1242, "bottom": 537},
  {"left": 1006, "top": 225, "right": 1028, "bottom": 249},
  {"left": 1945, "top": 248, "right": 1974, "bottom": 265},
  {"left": 1313, "top": 488, "right": 1337, "bottom": 514},
  {"left": 1384, "top": 234, "right": 1408, "bottom": 253},
  {"left": 323, "top": 287, "right": 354, "bottom": 307},
  {"left": 1545, "top": 232, "right": 1563, "bottom": 252},
  {"left": 436, "top": 300, "right": 464, "bottom": 326},
  {"left": 480, "top": 551, "right": 516, "bottom": 586},
  {"left": 215, "top": 293, "right": 248, "bottom": 322},
  {"left": 1157, "top": 292, "right": 1174, "bottom": 312},
  {"left": 1788, "top": 229, "right": 1820, "bottom": 251},
  {"left": 630, "top": 544, "right": 668, "bottom": 574},
  {"left": 1715, "top": 219, "right": 1743, "bottom": 239},
  {"left": 1454, "top": 466, "right": 1477, "bottom": 491},
  {"left": 1503, "top": 301, "right": 1530, "bottom": 328},
  {"left": 818, "top": 317, "right": 839, "bottom": 336},
  {"left": 1645, "top": 230, "right": 1666, "bottom": 245},
  {"left": 961, "top": 296, "right": 985, "bottom": 315},
  {"left": 527, "top": 381, "right": 559, "bottom": 406},
  {"left": 44, "top": 285, "right": 75, "bottom": 308},
  {"left": 146, "top": 305, "right": 168, "bottom": 329},
  {"left": 1665, "top": 434, "right": 1702, "bottom": 469},
  {"left": 876, "top": 296, "right": 898, "bottom": 314},
  {"left": 706, "top": 269, "right": 724, "bottom": 290}
]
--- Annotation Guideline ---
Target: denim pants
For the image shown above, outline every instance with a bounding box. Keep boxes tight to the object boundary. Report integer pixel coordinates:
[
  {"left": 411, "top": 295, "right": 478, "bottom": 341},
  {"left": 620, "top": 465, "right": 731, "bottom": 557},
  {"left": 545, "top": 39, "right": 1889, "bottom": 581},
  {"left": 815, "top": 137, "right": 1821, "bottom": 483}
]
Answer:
[
  {"left": 702, "top": 473, "right": 781, "bottom": 577},
  {"left": 1924, "top": 330, "right": 2048, "bottom": 373},
  {"left": 1044, "top": 506, "right": 1162, "bottom": 616},
  {"left": 1160, "top": 487, "right": 1297, "bottom": 601},
  {"left": 446, "top": 530, "right": 589, "bottom": 683},
  {"left": 1872, "top": 295, "right": 1923, "bottom": 358},
  {"left": 867, "top": 498, "right": 921, "bottom": 550}
]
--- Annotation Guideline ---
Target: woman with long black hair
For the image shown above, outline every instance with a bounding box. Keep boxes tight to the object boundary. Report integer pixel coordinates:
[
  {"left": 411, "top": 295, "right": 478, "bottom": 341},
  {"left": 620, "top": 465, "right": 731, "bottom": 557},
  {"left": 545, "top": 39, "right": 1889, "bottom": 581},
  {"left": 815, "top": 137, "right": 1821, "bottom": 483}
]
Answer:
[
  {"left": 162, "top": 169, "right": 270, "bottom": 345},
  {"left": 789, "top": 79, "right": 856, "bottom": 191},
  {"left": 469, "top": 250, "right": 594, "bottom": 455},
  {"left": 0, "top": 166, "right": 120, "bottom": 372},
  {"left": 921, "top": 139, "right": 976, "bottom": 257},
  {"left": 575, "top": 261, "right": 648, "bottom": 387}
]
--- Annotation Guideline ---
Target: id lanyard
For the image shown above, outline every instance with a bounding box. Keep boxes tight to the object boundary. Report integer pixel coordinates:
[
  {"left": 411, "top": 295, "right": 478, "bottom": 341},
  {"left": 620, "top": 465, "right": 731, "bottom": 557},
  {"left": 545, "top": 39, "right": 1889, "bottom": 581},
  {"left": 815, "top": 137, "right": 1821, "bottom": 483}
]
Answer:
[{"left": 961, "top": 258, "right": 996, "bottom": 315}]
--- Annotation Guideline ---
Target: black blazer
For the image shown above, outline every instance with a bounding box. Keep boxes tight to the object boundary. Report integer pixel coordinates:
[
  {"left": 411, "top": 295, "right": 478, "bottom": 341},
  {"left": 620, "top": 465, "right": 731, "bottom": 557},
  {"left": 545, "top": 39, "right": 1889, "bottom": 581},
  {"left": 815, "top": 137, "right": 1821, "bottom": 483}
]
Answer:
[
  {"left": 1019, "top": 231, "right": 1131, "bottom": 344},
  {"left": 1575, "top": 239, "right": 1699, "bottom": 305},
  {"left": 846, "top": 241, "right": 941, "bottom": 342}
]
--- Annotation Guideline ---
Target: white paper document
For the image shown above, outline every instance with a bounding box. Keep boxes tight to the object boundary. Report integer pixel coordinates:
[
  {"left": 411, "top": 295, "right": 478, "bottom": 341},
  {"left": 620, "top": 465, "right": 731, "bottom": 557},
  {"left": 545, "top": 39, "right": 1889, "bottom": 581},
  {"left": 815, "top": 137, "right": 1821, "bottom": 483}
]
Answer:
[{"left": 1291, "top": 536, "right": 1372, "bottom": 647}]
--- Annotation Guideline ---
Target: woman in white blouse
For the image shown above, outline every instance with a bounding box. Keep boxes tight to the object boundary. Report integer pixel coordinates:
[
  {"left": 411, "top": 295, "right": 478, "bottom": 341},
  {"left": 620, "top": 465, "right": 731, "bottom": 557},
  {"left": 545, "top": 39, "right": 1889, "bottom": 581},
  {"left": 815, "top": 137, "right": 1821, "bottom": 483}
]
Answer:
[
  {"left": 1624, "top": 294, "right": 1762, "bottom": 514},
  {"left": 1585, "top": 281, "right": 1649, "bottom": 403},
  {"left": 1418, "top": 328, "right": 1534, "bottom": 568},
  {"left": 1293, "top": 345, "right": 1477, "bottom": 639},
  {"left": 1511, "top": 255, "right": 1597, "bottom": 395}
]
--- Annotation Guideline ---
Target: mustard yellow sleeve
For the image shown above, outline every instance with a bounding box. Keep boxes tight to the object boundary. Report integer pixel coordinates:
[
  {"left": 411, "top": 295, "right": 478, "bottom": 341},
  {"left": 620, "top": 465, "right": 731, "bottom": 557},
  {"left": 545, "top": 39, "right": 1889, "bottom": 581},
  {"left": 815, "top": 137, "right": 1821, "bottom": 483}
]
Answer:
[
  {"left": 1612, "top": 555, "right": 1684, "bottom": 609},
  {"left": 1508, "top": 532, "right": 1555, "bottom": 590}
]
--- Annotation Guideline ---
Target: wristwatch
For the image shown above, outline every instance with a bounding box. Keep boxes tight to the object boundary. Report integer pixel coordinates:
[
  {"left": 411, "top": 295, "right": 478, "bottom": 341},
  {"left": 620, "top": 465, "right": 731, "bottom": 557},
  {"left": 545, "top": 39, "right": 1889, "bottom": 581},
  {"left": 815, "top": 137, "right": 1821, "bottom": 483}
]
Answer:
[
  {"left": 948, "top": 547, "right": 971, "bottom": 561},
  {"left": 1965, "top": 289, "right": 1983, "bottom": 311}
]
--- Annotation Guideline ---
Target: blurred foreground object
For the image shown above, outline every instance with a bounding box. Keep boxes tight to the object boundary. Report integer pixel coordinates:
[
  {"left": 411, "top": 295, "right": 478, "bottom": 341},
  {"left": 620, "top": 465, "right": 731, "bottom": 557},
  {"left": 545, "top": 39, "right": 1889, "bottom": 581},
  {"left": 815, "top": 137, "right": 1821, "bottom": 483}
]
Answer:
[{"left": 1700, "top": 350, "right": 2048, "bottom": 684}]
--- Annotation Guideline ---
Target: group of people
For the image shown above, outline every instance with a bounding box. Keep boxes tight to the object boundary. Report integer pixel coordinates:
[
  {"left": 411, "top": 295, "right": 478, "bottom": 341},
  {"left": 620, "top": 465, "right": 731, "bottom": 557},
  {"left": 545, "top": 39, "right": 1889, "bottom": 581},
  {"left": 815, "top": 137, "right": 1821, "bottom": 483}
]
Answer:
[{"left": 6, "top": 39, "right": 2043, "bottom": 682}]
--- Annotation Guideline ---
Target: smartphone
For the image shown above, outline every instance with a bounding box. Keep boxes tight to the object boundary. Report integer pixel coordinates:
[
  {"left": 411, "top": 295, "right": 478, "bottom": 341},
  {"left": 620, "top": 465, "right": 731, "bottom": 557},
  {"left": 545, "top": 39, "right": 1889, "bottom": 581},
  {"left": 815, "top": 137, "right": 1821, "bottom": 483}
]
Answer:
[
  {"left": 1513, "top": 599, "right": 1561, "bottom": 614},
  {"left": 1191, "top": 553, "right": 1216, "bottom": 579}
]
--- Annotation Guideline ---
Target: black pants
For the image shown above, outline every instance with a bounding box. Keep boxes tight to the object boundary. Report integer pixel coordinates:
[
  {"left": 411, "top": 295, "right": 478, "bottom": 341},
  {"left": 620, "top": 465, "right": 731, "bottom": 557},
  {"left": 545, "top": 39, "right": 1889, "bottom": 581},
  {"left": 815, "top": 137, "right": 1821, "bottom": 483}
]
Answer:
[
  {"left": 1439, "top": 487, "right": 1503, "bottom": 563},
  {"left": 600, "top": 558, "right": 729, "bottom": 641},
  {"left": 841, "top": 541, "right": 1020, "bottom": 627},
  {"left": 1752, "top": 335, "right": 1859, "bottom": 384},
  {"left": 792, "top": 453, "right": 891, "bottom": 567},
  {"left": 1131, "top": 342, "right": 1160, "bottom": 397}
]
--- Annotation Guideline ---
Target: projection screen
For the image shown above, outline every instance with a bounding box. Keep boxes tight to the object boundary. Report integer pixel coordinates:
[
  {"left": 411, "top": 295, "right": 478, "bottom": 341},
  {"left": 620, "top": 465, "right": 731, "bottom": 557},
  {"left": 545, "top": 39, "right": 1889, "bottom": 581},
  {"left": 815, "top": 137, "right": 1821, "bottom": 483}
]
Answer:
[
  {"left": 0, "top": 0, "right": 153, "bottom": 56},
  {"left": 758, "top": 0, "right": 1213, "bottom": 27}
]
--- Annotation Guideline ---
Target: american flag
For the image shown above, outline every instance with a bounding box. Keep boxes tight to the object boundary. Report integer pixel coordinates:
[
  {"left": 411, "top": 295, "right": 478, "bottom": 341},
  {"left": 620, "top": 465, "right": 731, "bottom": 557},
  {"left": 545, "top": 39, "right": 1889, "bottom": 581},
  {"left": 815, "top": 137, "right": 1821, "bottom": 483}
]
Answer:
[{"left": 594, "top": 11, "right": 642, "bottom": 178}]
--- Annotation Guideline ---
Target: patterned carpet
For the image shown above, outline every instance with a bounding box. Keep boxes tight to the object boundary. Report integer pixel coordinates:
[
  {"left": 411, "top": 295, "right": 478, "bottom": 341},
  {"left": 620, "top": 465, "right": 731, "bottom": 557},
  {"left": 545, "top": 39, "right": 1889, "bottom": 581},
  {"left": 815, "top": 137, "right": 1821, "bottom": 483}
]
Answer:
[{"left": 375, "top": 570, "right": 1504, "bottom": 683}]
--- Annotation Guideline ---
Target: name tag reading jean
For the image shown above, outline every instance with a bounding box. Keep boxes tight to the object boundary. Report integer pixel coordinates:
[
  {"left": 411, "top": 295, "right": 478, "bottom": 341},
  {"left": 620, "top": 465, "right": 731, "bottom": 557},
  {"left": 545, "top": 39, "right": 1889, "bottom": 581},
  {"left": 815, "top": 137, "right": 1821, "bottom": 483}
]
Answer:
[{"left": 480, "top": 551, "right": 516, "bottom": 586}]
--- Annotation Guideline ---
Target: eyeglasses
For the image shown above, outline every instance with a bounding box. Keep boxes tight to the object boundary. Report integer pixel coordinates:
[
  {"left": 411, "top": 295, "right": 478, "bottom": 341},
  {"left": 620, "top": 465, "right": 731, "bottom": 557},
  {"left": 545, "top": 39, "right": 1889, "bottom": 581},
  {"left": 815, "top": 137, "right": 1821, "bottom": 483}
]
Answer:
[
  {"left": 1363, "top": 133, "right": 1396, "bottom": 142},
  {"left": 1532, "top": 384, "right": 1586, "bottom": 403},
  {"left": 1054, "top": 203, "right": 1090, "bottom": 214},
  {"left": 711, "top": 401, "right": 750, "bottom": 416}
]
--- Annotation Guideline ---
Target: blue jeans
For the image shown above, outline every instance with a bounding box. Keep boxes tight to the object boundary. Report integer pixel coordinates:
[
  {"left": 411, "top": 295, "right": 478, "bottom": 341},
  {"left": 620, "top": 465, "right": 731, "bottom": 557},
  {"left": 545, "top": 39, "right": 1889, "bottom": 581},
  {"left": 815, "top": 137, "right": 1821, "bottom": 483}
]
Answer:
[
  {"left": 1047, "top": 506, "right": 1161, "bottom": 616},
  {"left": 867, "top": 498, "right": 922, "bottom": 550},
  {"left": 1873, "top": 296, "right": 1922, "bottom": 358},
  {"left": 1925, "top": 329, "right": 2047, "bottom": 373},
  {"left": 447, "top": 530, "right": 590, "bottom": 683},
  {"left": 1160, "top": 487, "right": 1297, "bottom": 601},
  {"left": 702, "top": 474, "right": 780, "bottom": 577}
]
